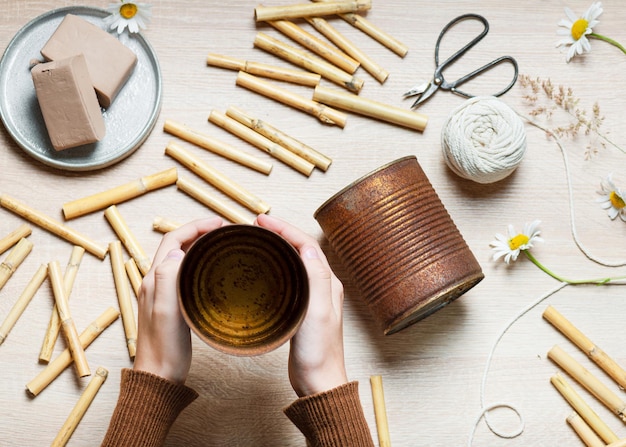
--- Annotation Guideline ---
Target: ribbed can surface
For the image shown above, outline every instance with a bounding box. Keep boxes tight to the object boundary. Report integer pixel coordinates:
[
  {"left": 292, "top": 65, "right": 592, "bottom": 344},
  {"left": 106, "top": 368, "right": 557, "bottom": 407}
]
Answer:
[{"left": 314, "top": 156, "right": 483, "bottom": 335}]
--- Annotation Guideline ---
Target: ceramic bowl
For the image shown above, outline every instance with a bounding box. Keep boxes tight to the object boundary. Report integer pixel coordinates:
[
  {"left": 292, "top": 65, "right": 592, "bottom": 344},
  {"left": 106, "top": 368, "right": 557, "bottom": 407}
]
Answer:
[{"left": 178, "top": 225, "right": 308, "bottom": 356}]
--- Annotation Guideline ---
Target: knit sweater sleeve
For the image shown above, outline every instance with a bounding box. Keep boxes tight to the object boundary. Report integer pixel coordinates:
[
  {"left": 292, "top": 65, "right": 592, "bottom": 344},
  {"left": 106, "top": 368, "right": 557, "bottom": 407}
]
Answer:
[
  {"left": 100, "top": 368, "right": 198, "bottom": 447},
  {"left": 283, "top": 381, "right": 375, "bottom": 447}
]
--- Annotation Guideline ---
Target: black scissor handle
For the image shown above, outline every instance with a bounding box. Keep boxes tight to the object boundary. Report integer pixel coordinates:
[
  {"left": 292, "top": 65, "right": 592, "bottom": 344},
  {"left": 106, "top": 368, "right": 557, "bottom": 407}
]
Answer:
[{"left": 433, "top": 13, "right": 518, "bottom": 99}]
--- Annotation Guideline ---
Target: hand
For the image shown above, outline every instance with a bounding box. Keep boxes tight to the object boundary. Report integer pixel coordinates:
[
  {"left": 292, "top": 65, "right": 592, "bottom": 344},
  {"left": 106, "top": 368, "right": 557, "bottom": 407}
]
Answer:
[
  {"left": 133, "top": 217, "right": 224, "bottom": 384},
  {"left": 256, "top": 214, "right": 348, "bottom": 397}
]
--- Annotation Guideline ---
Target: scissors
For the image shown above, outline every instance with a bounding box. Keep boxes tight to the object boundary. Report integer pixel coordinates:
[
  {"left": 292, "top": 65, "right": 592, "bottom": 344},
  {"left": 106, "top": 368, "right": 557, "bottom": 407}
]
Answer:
[{"left": 404, "top": 13, "right": 518, "bottom": 108}]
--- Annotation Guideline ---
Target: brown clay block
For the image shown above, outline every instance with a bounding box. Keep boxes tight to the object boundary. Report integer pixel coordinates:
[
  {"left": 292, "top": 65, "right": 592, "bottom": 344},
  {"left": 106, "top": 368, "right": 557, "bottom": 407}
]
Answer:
[
  {"left": 31, "top": 54, "right": 105, "bottom": 151},
  {"left": 40, "top": 14, "right": 137, "bottom": 108}
]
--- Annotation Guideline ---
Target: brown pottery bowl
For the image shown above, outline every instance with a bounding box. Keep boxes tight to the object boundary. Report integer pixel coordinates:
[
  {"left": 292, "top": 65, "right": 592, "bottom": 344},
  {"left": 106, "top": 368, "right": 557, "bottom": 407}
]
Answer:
[{"left": 178, "top": 225, "right": 309, "bottom": 356}]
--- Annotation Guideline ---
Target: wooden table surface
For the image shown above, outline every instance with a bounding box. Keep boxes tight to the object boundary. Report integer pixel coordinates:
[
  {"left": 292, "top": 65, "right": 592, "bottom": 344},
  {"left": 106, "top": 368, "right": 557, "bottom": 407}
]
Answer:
[{"left": 1, "top": 1, "right": 626, "bottom": 445}]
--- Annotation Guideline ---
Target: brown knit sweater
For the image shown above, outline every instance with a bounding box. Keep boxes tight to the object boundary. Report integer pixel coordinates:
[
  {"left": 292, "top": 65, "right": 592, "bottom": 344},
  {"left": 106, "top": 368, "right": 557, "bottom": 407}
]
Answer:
[{"left": 101, "top": 369, "right": 374, "bottom": 447}]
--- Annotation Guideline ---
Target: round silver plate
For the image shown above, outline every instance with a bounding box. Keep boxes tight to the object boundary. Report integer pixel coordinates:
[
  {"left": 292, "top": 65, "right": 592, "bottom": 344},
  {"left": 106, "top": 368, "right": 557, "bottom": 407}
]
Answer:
[{"left": 0, "top": 6, "right": 162, "bottom": 171}]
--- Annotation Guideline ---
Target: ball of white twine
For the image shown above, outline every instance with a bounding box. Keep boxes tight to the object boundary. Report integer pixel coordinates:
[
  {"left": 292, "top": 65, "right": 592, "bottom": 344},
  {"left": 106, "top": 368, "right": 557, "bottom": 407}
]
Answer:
[{"left": 441, "top": 96, "right": 527, "bottom": 184}]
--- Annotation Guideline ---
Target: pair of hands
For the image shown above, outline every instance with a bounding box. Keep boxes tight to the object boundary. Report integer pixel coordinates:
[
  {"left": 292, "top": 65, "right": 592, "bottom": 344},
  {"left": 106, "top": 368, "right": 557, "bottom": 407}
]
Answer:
[{"left": 133, "top": 213, "right": 348, "bottom": 397}]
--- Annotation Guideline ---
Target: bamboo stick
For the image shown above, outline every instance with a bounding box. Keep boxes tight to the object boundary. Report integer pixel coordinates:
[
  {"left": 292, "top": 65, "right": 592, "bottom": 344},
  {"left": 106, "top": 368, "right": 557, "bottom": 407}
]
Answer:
[
  {"left": 226, "top": 106, "right": 331, "bottom": 171},
  {"left": 0, "top": 223, "right": 31, "bottom": 256},
  {"left": 0, "top": 237, "right": 33, "bottom": 292},
  {"left": 104, "top": 205, "right": 151, "bottom": 276},
  {"left": 109, "top": 241, "right": 137, "bottom": 359},
  {"left": 267, "top": 20, "right": 360, "bottom": 74},
  {"left": 208, "top": 110, "right": 315, "bottom": 176},
  {"left": 549, "top": 345, "right": 626, "bottom": 423},
  {"left": 207, "top": 53, "right": 321, "bottom": 86},
  {"left": 551, "top": 372, "right": 619, "bottom": 444},
  {"left": 544, "top": 305, "right": 626, "bottom": 391},
  {"left": 61, "top": 168, "right": 178, "bottom": 220},
  {"left": 163, "top": 119, "right": 273, "bottom": 174},
  {"left": 607, "top": 439, "right": 626, "bottom": 447},
  {"left": 313, "top": 85, "right": 428, "bottom": 131},
  {"left": 255, "top": 0, "right": 371, "bottom": 22},
  {"left": 566, "top": 411, "right": 605, "bottom": 447},
  {"left": 51, "top": 366, "right": 108, "bottom": 447},
  {"left": 0, "top": 194, "right": 107, "bottom": 259},
  {"left": 152, "top": 217, "right": 181, "bottom": 233},
  {"left": 370, "top": 375, "right": 392, "bottom": 447},
  {"left": 306, "top": 17, "right": 389, "bottom": 83},
  {"left": 254, "top": 32, "right": 363, "bottom": 93},
  {"left": 311, "top": 0, "right": 409, "bottom": 57},
  {"left": 39, "top": 246, "right": 86, "bottom": 363},
  {"left": 26, "top": 307, "right": 119, "bottom": 396},
  {"left": 176, "top": 177, "right": 254, "bottom": 225},
  {"left": 0, "top": 264, "right": 47, "bottom": 345},
  {"left": 165, "top": 141, "right": 272, "bottom": 212},
  {"left": 236, "top": 71, "right": 347, "bottom": 128},
  {"left": 125, "top": 258, "right": 142, "bottom": 298},
  {"left": 48, "top": 261, "right": 90, "bottom": 378}
]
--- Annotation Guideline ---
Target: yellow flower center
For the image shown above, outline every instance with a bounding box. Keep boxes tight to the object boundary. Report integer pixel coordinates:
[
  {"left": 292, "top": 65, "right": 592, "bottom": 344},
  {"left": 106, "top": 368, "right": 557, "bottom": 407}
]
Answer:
[
  {"left": 508, "top": 234, "right": 529, "bottom": 251},
  {"left": 571, "top": 18, "right": 589, "bottom": 41},
  {"left": 610, "top": 191, "right": 625, "bottom": 209},
  {"left": 120, "top": 3, "right": 138, "bottom": 19}
]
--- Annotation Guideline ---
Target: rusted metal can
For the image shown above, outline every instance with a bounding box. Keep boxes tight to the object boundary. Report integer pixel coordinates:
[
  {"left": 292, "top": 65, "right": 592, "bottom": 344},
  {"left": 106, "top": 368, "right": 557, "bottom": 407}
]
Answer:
[{"left": 314, "top": 156, "right": 484, "bottom": 335}]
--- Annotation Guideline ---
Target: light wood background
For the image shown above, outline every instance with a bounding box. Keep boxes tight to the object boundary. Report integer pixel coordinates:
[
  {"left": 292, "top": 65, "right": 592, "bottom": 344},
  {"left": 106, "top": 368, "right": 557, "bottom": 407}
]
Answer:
[{"left": 1, "top": 1, "right": 626, "bottom": 446}]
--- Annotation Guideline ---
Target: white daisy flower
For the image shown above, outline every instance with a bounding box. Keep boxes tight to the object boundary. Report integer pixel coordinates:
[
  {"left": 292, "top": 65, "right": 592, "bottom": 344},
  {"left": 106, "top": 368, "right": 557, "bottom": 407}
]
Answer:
[
  {"left": 490, "top": 220, "right": 543, "bottom": 264},
  {"left": 556, "top": 2, "right": 603, "bottom": 62},
  {"left": 596, "top": 174, "right": 626, "bottom": 221},
  {"left": 104, "top": 0, "right": 152, "bottom": 34}
]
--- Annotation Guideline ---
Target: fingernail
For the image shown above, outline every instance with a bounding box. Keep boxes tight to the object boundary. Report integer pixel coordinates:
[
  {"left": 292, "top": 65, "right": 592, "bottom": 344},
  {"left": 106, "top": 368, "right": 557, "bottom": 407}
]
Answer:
[
  {"left": 303, "top": 246, "right": 319, "bottom": 260},
  {"left": 166, "top": 249, "right": 184, "bottom": 260}
]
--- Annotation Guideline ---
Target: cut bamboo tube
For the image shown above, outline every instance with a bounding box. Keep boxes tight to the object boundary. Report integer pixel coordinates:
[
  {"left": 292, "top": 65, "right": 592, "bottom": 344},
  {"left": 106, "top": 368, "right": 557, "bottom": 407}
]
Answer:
[
  {"left": 313, "top": 85, "right": 428, "bottom": 131},
  {"left": 163, "top": 119, "right": 272, "bottom": 174},
  {"left": 51, "top": 366, "right": 108, "bottom": 447},
  {"left": 104, "top": 205, "right": 151, "bottom": 276},
  {"left": 255, "top": 0, "right": 371, "bottom": 22},
  {"left": 152, "top": 217, "right": 181, "bottom": 233},
  {"left": 551, "top": 372, "right": 619, "bottom": 444},
  {"left": 226, "top": 106, "right": 332, "bottom": 171},
  {"left": 267, "top": 20, "right": 360, "bottom": 74},
  {"left": 566, "top": 411, "right": 605, "bottom": 447},
  {"left": 549, "top": 345, "right": 626, "bottom": 422},
  {"left": 544, "top": 305, "right": 626, "bottom": 391},
  {"left": 109, "top": 241, "right": 137, "bottom": 359},
  {"left": 370, "top": 375, "right": 392, "bottom": 447},
  {"left": 0, "top": 223, "right": 31, "bottom": 256},
  {"left": 311, "top": 0, "right": 409, "bottom": 57},
  {"left": 236, "top": 71, "right": 347, "bottom": 128},
  {"left": 39, "top": 246, "right": 85, "bottom": 363},
  {"left": 0, "top": 264, "right": 47, "bottom": 345},
  {"left": 254, "top": 32, "right": 363, "bottom": 93},
  {"left": 306, "top": 17, "right": 389, "bottom": 84},
  {"left": 165, "top": 141, "right": 271, "bottom": 212},
  {"left": 0, "top": 237, "right": 33, "bottom": 291},
  {"left": 176, "top": 177, "right": 255, "bottom": 225},
  {"left": 207, "top": 53, "right": 321, "bottom": 86},
  {"left": 0, "top": 194, "right": 107, "bottom": 259},
  {"left": 208, "top": 110, "right": 315, "bottom": 176},
  {"left": 125, "top": 258, "right": 142, "bottom": 298},
  {"left": 62, "top": 168, "right": 178, "bottom": 220},
  {"left": 48, "top": 261, "right": 90, "bottom": 378},
  {"left": 26, "top": 307, "right": 119, "bottom": 396}
]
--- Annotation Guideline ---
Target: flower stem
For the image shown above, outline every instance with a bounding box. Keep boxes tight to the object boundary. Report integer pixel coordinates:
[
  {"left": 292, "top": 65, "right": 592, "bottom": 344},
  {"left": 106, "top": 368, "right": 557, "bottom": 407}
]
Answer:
[
  {"left": 590, "top": 33, "right": 626, "bottom": 56},
  {"left": 523, "top": 251, "right": 625, "bottom": 285}
]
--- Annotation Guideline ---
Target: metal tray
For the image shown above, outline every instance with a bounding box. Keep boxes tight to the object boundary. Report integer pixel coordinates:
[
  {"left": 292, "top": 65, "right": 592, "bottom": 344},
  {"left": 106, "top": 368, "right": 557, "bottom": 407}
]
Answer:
[{"left": 0, "top": 6, "right": 162, "bottom": 171}]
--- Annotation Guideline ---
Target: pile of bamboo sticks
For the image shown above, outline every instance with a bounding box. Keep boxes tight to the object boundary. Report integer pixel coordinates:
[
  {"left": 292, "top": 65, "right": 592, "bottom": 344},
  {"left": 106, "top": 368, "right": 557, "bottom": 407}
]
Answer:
[{"left": 544, "top": 305, "right": 626, "bottom": 446}]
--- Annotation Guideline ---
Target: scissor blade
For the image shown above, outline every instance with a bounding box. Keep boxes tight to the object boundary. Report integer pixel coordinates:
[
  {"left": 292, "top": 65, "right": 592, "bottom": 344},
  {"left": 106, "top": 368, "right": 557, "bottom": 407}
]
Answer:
[
  {"left": 403, "top": 81, "right": 431, "bottom": 97},
  {"left": 411, "top": 82, "right": 439, "bottom": 108}
]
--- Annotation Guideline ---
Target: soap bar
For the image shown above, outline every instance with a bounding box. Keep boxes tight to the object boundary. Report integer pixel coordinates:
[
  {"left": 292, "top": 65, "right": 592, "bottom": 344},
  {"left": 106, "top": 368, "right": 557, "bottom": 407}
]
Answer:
[
  {"left": 40, "top": 14, "right": 137, "bottom": 108},
  {"left": 31, "top": 54, "right": 106, "bottom": 151}
]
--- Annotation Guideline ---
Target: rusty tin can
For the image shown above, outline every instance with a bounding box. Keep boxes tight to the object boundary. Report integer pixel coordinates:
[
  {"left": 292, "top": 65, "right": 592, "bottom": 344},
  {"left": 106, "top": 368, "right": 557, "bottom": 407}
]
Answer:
[{"left": 314, "top": 156, "right": 484, "bottom": 335}]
